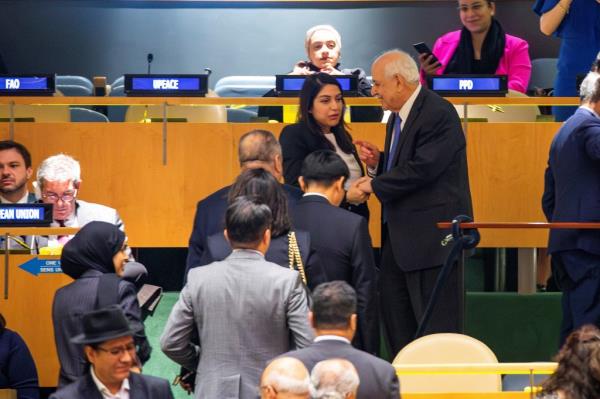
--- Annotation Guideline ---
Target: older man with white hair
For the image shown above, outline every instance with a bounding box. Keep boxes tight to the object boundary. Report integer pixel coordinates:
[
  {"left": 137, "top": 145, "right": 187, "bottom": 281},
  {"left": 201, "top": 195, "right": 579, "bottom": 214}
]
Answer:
[
  {"left": 355, "top": 49, "right": 473, "bottom": 353},
  {"left": 34, "top": 154, "right": 127, "bottom": 248},
  {"left": 260, "top": 357, "right": 310, "bottom": 399},
  {"left": 542, "top": 71, "right": 600, "bottom": 345},
  {"left": 309, "top": 359, "right": 359, "bottom": 399}
]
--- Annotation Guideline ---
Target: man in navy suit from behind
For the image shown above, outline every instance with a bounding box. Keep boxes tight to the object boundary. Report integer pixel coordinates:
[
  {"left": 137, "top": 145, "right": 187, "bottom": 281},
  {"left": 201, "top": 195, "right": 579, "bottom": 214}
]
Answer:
[
  {"left": 542, "top": 71, "right": 600, "bottom": 345},
  {"left": 282, "top": 281, "right": 400, "bottom": 399},
  {"left": 292, "top": 150, "right": 378, "bottom": 355},
  {"left": 185, "top": 129, "right": 302, "bottom": 278}
]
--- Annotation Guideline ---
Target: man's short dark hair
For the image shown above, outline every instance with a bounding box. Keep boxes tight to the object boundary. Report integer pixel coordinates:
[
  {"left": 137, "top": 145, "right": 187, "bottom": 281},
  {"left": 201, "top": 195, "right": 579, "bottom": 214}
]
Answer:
[
  {"left": 311, "top": 281, "right": 357, "bottom": 329},
  {"left": 300, "top": 150, "right": 349, "bottom": 187},
  {"left": 0, "top": 140, "right": 32, "bottom": 168},
  {"left": 225, "top": 196, "right": 273, "bottom": 248},
  {"left": 238, "top": 129, "right": 281, "bottom": 166}
]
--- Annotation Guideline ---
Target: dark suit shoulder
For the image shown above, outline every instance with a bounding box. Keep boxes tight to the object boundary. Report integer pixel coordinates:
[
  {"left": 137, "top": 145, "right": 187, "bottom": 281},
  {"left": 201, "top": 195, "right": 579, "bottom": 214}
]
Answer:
[
  {"left": 130, "top": 373, "right": 173, "bottom": 397},
  {"left": 282, "top": 184, "right": 303, "bottom": 200},
  {"left": 197, "top": 185, "right": 231, "bottom": 208},
  {"left": 294, "top": 197, "right": 364, "bottom": 228}
]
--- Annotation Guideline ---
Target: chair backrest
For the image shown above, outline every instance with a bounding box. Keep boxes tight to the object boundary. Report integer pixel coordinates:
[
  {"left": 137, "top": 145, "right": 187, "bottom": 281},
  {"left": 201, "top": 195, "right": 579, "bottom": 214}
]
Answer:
[
  {"left": 0, "top": 389, "right": 17, "bottom": 399},
  {"left": 214, "top": 76, "right": 275, "bottom": 97},
  {"left": 56, "top": 75, "right": 94, "bottom": 92},
  {"left": 110, "top": 76, "right": 125, "bottom": 89},
  {"left": 393, "top": 333, "right": 501, "bottom": 393},
  {"left": 56, "top": 84, "right": 93, "bottom": 96},
  {"left": 125, "top": 105, "right": 226, "bottom": 123},
  {"left": 106, "top": 85, "right": 127, "bottom": 122},
  {"left": 0, "top": 105, "right": 70, "bottom": 122},
  {"left": 227, "top": 108, "right": 258, "bottom": 122},
  {"left": 70, "top": 107, "right": 109, "bottom": 122},
  {"left": 528, "top": 58, "right": 558, "bottom": 92}
]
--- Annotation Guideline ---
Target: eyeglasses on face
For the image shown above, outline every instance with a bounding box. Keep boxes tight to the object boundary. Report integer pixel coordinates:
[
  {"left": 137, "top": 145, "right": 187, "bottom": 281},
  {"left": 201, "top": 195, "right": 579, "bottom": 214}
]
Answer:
[
  {"left": 96, "top": 342, "right": 136, "bottom": 357},
  {"left": 42, "top": 190, "right": 77, "bottom": 203}
]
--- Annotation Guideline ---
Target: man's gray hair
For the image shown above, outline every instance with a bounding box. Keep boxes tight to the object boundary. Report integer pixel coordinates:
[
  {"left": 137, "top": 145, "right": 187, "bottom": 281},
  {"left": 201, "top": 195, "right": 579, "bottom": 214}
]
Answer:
[
  {"left": 305, "top": 24, "right": 342, "bottom": 54},
  {"left": 36, "top": 154, "right": 81, "bottom": 188},
  {"left": 309, "top": 359, "right": 359, "bottom": 399},
  {"left": 580, "top": 71, "right": 600, "bottom": 103},
  {"left": 238, "top": 129, "right": 281, "bottom": 167},
  {"left": 374, "top": 49, "right": 420, "bottom": 85},
  {"left": 262, "top": 367, "right": 309, "bottom": 395}
]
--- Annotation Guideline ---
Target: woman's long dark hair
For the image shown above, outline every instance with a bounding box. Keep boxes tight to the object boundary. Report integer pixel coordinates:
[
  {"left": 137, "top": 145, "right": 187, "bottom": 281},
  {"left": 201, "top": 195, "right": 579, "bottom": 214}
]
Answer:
[
  {"left": 298, "top": 73, "right": 354, "bottom": 154},
  {"left": 227, "top": 168, "right": 291, "bottom": 237},
  {"left": 540, "top": 325, "right": 600, "bottom": 399}
]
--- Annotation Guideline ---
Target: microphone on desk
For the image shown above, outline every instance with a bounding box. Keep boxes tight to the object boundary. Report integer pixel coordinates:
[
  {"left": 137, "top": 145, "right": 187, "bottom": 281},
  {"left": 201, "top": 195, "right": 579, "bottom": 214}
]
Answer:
[
  {"left": 147, "top": 53, "right": 154, "bottom": 74},
  {"left": 204, "top": 67, "right": 212, "bottom": 76}
]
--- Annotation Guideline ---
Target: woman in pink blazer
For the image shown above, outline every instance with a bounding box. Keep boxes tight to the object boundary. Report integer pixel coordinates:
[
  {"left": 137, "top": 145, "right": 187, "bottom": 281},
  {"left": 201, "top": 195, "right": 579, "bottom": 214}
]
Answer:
[{"left": 419, "top": 0, "right": 531, "bottom": 93}]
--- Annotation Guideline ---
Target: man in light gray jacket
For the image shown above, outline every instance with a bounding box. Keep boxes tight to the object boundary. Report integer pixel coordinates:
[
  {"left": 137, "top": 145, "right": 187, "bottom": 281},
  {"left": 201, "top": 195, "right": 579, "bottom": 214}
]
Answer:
[{"left": 161, "top": 196, "right": 314, "bottom": 399}]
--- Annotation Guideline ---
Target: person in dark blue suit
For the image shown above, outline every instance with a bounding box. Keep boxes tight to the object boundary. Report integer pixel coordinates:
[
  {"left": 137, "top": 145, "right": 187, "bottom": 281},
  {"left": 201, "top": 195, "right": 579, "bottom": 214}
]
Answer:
[
  {"left": 185, "top": 129, "right": 302, "bottom": 280},
  {"left": 0, "top": 313, "right": 39, "bottom": 399},
  {"left": 292, "top": 150, "right": 378, "bottom": 354},
  {"left": 542, "top": 71, "right": 600, "bottom": 345}
]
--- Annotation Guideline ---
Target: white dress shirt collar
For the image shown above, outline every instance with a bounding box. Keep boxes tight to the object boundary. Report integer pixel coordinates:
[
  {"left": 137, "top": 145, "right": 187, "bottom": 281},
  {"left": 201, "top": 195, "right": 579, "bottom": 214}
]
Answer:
[
  {"left": 0, "top": 191, "right": 30, "bottom": 204},
  {"left": 303, "top": 192, "right": 329, "bottom": 200},
  {"left": 90, "top": 366, "right": 130, "bottom": 399},
  {"left": 397, "top": 84, "right": 422, "bottom": 129},
  {"left": 314, "top": 335, "right": 351, "bottom": 344}
]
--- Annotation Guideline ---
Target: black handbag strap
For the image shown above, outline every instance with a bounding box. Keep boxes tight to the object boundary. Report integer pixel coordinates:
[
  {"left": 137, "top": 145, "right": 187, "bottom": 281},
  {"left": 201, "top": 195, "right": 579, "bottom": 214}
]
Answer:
[{"left": 95, "top": 273, "right": 121, "bottom": 310}]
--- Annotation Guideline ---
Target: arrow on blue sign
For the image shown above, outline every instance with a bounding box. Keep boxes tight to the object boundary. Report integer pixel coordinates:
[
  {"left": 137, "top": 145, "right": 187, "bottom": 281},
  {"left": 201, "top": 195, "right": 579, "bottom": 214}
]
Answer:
[{"left": 19, "top": 258, "right": 62, "bottom": 276}]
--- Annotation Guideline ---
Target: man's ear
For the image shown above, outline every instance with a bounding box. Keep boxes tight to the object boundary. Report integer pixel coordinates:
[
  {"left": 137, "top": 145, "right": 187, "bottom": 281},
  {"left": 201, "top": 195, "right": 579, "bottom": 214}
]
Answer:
[
  {"left": 25, "top": 167, "right": 33, "bottom": 180},
  {"left": 335, "top": 176, "right": 345, "bottom": 191},
  {"left": 309, "top": 311, "right": 317, "bottom": 329},
  {"left": 84, "top": 345, "right": 96, "bottom": 365},
  {"left": 298, "top": 176, "right": 307, "bottom": 192},
  {"left": 73, "top": 180, "right": 81, "bottom": 190},
  {"left": 224, "top": 229, "right": 230, "bottom": 244},
  {"left": 350, "top": 314, "right": 357, "bottom": 332}
]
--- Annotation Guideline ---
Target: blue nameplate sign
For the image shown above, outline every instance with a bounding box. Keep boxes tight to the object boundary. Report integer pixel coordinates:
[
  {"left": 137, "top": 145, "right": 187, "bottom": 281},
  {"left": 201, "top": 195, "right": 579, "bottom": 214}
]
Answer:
[
  {"left": 275, "top": 75, "right": 358, "bottom": 97},
  {"left": 427, "top": 75, "right": 508, "bottom": 97},
  {"left": 124, "top": 74, "right": 208, "bottom": 96},
  {"left": 0, "top": 74, "right": 55, "bottom": 96},
  {"left": 0, "top": 203, "right": 52, "bottom": 227},
  {"left": 19, "top": 258, "right": 62, "bottom": 276}
]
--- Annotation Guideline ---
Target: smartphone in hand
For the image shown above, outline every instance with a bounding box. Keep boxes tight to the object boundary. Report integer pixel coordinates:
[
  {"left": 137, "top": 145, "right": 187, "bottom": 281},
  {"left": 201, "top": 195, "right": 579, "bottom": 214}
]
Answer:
[{"left": 413, "top": 42, "right": 440, "bottom": 65}]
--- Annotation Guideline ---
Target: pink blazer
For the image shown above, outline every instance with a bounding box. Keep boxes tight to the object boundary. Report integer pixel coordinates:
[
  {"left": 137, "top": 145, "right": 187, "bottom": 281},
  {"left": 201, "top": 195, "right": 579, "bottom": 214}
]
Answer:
[{"left": 421, "top": 30, "right": 532, "bottom": 93}]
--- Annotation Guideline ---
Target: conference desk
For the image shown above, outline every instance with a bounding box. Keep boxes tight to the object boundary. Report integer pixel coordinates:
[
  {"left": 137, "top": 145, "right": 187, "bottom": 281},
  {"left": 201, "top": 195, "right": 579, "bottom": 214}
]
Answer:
[
  {"left": 0, "top": 96, "right": 578, "bottom": 250},
  {"left": 0, "top": 227, "right": 77, "bottom": 387}
]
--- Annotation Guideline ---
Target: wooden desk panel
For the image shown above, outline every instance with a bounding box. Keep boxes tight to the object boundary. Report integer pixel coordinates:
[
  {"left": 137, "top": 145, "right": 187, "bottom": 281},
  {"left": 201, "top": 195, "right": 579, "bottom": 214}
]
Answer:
[{"left": 0, "top": 121, "right": 561, "bottom": 248}]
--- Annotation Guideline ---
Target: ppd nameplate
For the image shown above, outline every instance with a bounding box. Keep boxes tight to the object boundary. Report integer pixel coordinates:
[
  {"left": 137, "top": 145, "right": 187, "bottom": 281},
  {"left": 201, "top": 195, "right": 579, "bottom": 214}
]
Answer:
[
  {"left": 427, "top": 75, "right": 508, "bottom": 97},
  {"left": 0, "top": 203, "right": 53, "bottom": 227},
  {"left": 124, "top": 74, "right": 209, "bottom": 97},
  {"left": 0, "top": 74, "right": 56, "bottom": 96}
]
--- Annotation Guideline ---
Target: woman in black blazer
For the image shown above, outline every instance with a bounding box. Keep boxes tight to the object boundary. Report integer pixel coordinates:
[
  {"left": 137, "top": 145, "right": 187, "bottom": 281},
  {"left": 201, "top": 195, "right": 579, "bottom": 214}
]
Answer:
[{"left": 279, "top": 73, "right": 370, "bottom": 219}]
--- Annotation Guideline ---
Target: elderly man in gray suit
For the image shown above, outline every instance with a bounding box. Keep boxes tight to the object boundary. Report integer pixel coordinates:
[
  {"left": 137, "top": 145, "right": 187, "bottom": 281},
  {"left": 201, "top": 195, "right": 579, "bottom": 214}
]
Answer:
[
  {"left": 33, "top": 153, "right": 129, "bottom": 251},
  {"left": 161, "top": 196, "right": 314, "bottom": 399}
]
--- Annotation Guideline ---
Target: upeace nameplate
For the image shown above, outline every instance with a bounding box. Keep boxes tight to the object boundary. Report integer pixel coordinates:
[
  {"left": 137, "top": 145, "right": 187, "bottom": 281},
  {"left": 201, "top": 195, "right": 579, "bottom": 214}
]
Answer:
[{"left": 124, "top": 74, "right": 209, "bottom": 96}]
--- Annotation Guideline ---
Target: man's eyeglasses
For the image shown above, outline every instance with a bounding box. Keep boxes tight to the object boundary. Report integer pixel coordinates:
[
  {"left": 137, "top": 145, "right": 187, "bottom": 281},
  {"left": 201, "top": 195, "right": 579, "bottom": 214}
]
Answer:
[
  {"left": 96, "top": 342, "right": 136, "bottom": 357},
  {"left": 457, "top": 2, "right": 486, "bottom": 12},
  {"left": 42, "top": 190, "right": 77, "bottom": 203}
]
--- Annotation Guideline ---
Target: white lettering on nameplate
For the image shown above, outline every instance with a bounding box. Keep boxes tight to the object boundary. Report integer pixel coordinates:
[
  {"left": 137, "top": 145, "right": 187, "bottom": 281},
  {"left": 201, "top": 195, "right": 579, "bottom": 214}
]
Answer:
[{"left": 153, "top": 79, "right": 179, "bottom": 89}]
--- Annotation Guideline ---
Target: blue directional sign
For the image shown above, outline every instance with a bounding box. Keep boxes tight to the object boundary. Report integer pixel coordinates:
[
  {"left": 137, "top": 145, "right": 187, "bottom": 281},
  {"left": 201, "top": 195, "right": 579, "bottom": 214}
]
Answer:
[{"left": 19, "top": 258, "right": 62, "bottom": 276}]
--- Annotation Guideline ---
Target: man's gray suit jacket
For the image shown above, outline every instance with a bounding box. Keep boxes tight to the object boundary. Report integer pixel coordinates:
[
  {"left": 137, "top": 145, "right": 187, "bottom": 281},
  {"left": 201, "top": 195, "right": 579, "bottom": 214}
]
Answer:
[{"left": 160, "top": 250, "right": 314, "bottom": 399}]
